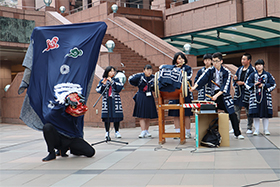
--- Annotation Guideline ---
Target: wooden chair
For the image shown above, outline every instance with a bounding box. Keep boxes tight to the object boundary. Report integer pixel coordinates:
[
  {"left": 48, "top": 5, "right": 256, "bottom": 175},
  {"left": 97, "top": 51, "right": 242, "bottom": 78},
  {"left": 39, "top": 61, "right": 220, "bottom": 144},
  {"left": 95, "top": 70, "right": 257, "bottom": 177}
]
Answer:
[{"left": 157, "top": 89, "right": 186, "bottom": 144}]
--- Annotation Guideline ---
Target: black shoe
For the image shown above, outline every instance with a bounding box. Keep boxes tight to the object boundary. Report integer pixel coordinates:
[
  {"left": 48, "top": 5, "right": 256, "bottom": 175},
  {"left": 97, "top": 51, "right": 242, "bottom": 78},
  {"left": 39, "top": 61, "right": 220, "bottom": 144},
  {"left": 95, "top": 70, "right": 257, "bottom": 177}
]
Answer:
[{"left": 42, "top": 151, "right": 56, "bottom": 162}]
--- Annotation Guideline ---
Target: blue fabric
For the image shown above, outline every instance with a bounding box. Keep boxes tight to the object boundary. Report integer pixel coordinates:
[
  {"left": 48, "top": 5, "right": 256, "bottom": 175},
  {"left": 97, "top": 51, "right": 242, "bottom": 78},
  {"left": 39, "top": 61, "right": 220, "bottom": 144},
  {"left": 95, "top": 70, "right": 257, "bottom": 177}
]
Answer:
[
  {"left": 233, "top": 64, "right": 256, "bottom": 107},
  {"left": 26, "top": 22, "right": 107, "bottom": 138}
]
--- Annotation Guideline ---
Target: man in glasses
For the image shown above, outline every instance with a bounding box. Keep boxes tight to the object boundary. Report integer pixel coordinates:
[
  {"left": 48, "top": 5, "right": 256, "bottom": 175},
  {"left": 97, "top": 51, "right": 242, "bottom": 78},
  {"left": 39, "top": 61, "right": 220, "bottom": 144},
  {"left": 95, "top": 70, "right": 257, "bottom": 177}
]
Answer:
[{"left": 190, "top": 52, "right": 244, "bottom": 139}]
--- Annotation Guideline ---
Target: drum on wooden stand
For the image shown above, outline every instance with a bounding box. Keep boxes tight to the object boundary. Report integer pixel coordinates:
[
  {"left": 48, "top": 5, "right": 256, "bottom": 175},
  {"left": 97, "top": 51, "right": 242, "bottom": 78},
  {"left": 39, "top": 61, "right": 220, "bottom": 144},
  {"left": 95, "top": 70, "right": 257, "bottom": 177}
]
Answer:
[
  {"left": 154, "top": 70, "right": 189, "bottom": 145},
  {"left": 154, "top": 71, "right": 188, "bottom": 100}
]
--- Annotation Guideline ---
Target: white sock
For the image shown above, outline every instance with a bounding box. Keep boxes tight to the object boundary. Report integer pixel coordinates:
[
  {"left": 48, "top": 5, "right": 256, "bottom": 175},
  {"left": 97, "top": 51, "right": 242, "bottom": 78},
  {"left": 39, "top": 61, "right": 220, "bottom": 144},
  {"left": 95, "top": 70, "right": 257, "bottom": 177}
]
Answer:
[
  {"left": 175, "top": 128, "right": 180, "bottom": 133},
  {"left": 106, "top": 132, "right": 109, "bottom": 136},
  {"left": 263, "top": 118, "right": 269, "bottom": 131},
  {"left": 186, "top": 129, "right": 191, "bottom": 134},
  {"left": 253, "top": 118, "right": 260, "bottom": 132}
]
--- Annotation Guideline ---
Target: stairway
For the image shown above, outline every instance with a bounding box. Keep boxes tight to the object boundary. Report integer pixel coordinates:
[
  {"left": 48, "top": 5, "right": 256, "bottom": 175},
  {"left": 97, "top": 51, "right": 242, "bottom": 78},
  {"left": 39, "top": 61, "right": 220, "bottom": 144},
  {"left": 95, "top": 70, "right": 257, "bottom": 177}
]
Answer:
[
  {"left": 102, "top": 34, "right": 158, "bottom": 92},
  {"left": 102, "top": 34, "right": 179, "bottom": 127},
  {"left": 101, "top": 34, "right": 200, "bottom": 127}
]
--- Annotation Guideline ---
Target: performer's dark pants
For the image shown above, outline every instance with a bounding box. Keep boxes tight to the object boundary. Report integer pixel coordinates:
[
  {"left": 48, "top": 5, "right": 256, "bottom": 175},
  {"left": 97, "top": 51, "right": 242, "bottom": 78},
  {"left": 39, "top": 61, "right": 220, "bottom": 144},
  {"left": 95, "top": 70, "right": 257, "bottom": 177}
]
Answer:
[
  {"left": 104, "top": 122, "right": 120, "bottom": 132},
  {"left": 43, "top": 123, "right": 95, "bottom": 157},
  {"left": 215, "top": 93, "right": 241, "bottom": 137}
]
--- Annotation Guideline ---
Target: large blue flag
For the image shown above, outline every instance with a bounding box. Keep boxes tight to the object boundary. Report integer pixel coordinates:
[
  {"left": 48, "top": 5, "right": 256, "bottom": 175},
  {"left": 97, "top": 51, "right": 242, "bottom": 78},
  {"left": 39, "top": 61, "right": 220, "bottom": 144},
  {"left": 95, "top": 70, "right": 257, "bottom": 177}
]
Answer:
[{"left": 20, "top": 22, "right": 107, "bottom": 138}]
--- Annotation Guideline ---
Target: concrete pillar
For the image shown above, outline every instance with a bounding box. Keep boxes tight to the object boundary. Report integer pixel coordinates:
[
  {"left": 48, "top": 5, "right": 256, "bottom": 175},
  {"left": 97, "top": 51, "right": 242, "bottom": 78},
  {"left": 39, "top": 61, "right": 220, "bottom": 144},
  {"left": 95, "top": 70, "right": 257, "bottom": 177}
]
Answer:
[
  {"left": 143, "top": 0, "right": 150, "bottom": 9},
  {"left": 0, "top": 62, "right": 12, "bottom": 120},
  {"left": 83, "top": 0, "right": 87, "bottom": 10}
]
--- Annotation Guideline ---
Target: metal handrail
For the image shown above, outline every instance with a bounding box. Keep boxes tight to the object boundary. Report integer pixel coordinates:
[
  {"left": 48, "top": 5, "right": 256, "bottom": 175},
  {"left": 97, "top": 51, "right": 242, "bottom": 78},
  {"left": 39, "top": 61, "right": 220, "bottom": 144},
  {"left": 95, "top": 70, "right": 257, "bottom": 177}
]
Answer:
[
  {"left": 107, "top": 17, "right": 173, "bottom": 59},
  {"left": 66, "top": 0, "right": 159, "bottom": 15},
  {"left": 1, "top": 5, "right": 37, "bottom": 10}
]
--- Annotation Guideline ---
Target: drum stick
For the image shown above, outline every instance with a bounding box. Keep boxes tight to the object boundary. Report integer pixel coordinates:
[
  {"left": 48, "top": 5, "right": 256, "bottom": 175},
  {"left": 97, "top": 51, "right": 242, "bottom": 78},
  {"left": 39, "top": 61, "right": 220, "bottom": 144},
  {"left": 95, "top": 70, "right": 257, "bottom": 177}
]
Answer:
[
  {"left": 205, "top": 94, "right": 214, "bottom": 100},
  {"left": 187, "top": 81, "right": 192, "bottom": 89},
  {"left": 211, "top": 80, "right": 220, "bottom": 88}
]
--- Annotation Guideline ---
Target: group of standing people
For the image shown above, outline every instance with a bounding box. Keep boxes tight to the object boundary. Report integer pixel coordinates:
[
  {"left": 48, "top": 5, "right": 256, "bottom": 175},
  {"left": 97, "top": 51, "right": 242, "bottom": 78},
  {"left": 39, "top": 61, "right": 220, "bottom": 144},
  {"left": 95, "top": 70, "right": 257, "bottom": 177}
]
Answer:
[
  {"left": 39, "top": 51, "right": 276, "bottom": 162},
  {"left": 230, "top": 53, "right": 276, "bottom": 136},
  {"left": 96, "top": 51, "right": 276, "bottom": 141}
]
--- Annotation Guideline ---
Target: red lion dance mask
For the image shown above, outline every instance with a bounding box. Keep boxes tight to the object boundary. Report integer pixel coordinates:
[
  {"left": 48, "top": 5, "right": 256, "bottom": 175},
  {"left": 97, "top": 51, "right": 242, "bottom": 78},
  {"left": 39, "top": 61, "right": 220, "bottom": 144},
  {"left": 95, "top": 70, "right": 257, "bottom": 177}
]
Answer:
[{"left": 65, "top": 93, "right": 88, "bottom": 117}]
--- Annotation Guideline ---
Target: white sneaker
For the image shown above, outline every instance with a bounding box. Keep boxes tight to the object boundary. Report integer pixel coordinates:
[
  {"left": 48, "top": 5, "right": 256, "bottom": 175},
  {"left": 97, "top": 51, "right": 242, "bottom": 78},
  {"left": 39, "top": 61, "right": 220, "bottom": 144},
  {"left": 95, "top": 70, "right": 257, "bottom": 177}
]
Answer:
[
  {"left": 105, "top": 132, "right": 109, "bottom": 138},
  {"left": 264, "top": 130, "right": 270, "bottom": 136},
  {"left": 115, "top": 131, "right": 122, "bottom": 138},
  {"left": 246, "top": 129, "right": 253, "bottom": 134},
  {"left": 145, "top": 131, "right": 152, "bottom": 137},
  {"left": 185, "top": 132, "right": 191, "bottom": 139},
  {"left": 229, "top": 129, "right": 234, "bottom": 133},
  {"left": 237, "top": 135, "right": 244, "bottom": 139},
  {"left": 253, "top": 130, "right": 259, "bottom": 136},
  {"left": 139, "top": 131, "right": 146, "bottom": 138}
]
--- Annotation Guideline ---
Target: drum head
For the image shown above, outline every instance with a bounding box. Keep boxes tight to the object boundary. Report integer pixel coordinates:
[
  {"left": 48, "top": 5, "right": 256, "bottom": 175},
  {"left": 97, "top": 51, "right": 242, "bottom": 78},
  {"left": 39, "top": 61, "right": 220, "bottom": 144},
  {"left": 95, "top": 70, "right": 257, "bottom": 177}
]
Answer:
[
  {"left": 154, "top": 71, "right": 160, "bottom": 98},
  {"left": 182, "top": 71, "right": 188, "bottom": 98}
]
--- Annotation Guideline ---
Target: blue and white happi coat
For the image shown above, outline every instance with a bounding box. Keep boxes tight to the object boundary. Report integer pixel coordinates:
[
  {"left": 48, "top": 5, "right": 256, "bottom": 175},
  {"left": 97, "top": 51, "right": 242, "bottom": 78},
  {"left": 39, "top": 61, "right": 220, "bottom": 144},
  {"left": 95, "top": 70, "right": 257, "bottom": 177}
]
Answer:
[
  {"left": 245, "top": 70, "right": 276, "bottom": 117},
  {"left": 233, "top": 64, "right": 256, "bottom": 108},
  {"left": 96, "top": 77, "right": 124, "bottom": 120},
  {"left": 158, "top": 65, "right": 182, "bottom": 92},
  {"left": 167, "top": 64, "right": 194, "bottom": 116},
  {"left": 157, "top": 64, "right": 193, "bottom": 92},
  {"left": 195, "top": 66, "right": 235, "bottom": 114},
  {"left": 194, "top": 67, "right": 212, "bottom": 101}
]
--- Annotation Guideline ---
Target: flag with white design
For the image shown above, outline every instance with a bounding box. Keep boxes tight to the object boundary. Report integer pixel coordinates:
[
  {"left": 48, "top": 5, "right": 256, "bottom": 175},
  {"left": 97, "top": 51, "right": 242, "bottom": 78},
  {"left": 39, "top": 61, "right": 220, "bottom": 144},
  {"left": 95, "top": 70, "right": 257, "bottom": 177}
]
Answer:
[{"left": 22, "top": 22, "right": 107, "bottom": 138}]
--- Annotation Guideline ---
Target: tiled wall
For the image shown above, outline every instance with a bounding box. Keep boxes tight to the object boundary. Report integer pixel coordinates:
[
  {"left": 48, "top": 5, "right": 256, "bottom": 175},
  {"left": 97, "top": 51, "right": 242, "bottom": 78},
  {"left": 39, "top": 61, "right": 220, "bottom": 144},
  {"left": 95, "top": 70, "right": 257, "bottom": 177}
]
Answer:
[
  {"left": 164, "top": 0, "right": 280, "bottom": 37},
  {"left": 164, "top": 0, "right": 243, "bottom": 36}
]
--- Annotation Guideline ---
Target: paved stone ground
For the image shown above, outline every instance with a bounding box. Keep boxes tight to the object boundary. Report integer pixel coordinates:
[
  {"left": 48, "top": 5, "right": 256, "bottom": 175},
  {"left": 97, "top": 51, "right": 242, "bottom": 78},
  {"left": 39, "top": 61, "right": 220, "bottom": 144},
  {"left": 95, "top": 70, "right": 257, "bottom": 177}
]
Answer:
[{"left": 0, "top": 116, "right": 279, "bottom": 187}]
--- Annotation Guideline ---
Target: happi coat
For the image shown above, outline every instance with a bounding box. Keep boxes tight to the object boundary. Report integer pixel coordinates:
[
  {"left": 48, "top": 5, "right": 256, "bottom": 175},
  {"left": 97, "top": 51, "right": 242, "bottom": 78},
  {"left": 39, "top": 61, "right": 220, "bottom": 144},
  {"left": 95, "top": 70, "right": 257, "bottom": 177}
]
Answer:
[
  {"left": 96, "top": 77, "right": 124, "bottom": 120},
  {"left": 194, "top": 67, "right": 212, "bottom": 101},
  {"left": 166, "top": 64, "right": 193, "bottom": 116},
  {"left": 233, "top": 64, "right": 256, "bottom": 108},
  {"left": 245, "top": 70, "right": 276, "bottom": 117},
  {"left": 195, "top": 66, "right": 235, "bottom": 114}
]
